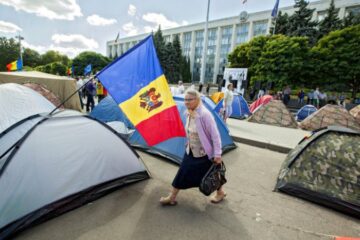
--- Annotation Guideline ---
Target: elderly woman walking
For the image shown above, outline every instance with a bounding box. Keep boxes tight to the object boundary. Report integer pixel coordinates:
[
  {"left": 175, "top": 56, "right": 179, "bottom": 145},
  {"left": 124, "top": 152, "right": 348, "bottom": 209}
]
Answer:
[{"left": 160, "top": 89, "right": 226, "bottom": 205}]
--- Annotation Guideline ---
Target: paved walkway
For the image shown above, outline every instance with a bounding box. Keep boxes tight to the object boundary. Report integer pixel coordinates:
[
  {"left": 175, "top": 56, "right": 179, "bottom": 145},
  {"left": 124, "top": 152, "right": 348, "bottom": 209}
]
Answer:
[{"left": 227, "top": 118, "right": 310, "bottom": 153}]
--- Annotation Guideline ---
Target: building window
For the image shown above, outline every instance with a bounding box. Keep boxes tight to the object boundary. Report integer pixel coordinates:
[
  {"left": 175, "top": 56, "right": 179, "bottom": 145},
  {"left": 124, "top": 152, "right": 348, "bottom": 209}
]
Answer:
[
  {"left": 193, "top": 30, "right": 204, "bottom": 82},
  {"left": 346, "top": 6, "right": 360, "bottom": 16},
  {"left": 236, "top": 23, "right": 249, "bottom": 45},
  {"left": 164, "top": 35, "right": 171, "bottom": 43},
  {"left": 205, "top": 28, "right": 217, "bottom": 83},
  {"left": 183, "top": 32, "right": 192, "bottom": 58},
  {"left": 253, "top": 20, "right": 268, "bottom": 37},
  {"left": 317, "top": 10, "right": 327, "bottom": 21},
  {"left": 219, "top": 26, "right": 233, "bottom": 75}
]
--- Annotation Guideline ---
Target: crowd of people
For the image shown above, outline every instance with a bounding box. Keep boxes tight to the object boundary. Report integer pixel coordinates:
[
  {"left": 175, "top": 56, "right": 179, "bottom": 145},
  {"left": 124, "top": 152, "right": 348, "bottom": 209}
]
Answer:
[{"left": 76, "top": 77, "right": 108, "bottom": 112}]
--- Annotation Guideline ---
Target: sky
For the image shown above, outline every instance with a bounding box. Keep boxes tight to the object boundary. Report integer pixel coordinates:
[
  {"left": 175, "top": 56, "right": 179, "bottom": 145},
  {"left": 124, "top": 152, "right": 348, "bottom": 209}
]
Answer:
[{"left": 0, "top": 0, "right": 317, "bottom": 58}]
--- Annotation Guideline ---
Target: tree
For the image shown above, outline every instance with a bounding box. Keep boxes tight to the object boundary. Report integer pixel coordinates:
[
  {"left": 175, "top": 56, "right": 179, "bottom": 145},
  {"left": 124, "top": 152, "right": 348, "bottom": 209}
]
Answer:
[
  {"left": 312, "top": 25, "right": 360, "bottom": 99},
  {"left": 270, "top": 11, "right": 290, "bottom": 35},
  {"left": 72, "top": 51, "right": 111, "bottom": 76},
  {"left": 253, "top": 35, "right": 310, "bottom": 88},
  {"left": 228, "top": 35, "right": 280, "bottom": 87},
  {"left": 153, "top": 26, "right": 166, "bottom": 71},
  {"left": 0, "top": 37, "right": 19, "bottom": 71},
  {"left": 23, "top": 48, "right": 41, "bottom": 68},
  {"left": 287, "top": 0, "right": 318, "bottom": 45},
  {"left": 164, "top": 42, "right": 176, "bottom": 83},
  {"left": 40, "top": 50, "right": 69, "bottom": 65},
  {"left": 172, "top": 35, "right": 182, "bottom": 82},
  {"left": 180, "top": 57, "right": 192, "bottom": 82},
  {"left": 318, "top": 0, "right": 342, "bottom": 39}
]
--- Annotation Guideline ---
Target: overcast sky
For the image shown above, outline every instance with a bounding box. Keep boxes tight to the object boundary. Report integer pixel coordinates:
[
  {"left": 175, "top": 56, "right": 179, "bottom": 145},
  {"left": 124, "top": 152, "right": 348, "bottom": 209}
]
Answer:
[{"left": 0, "top": 0, "right": 318, "bottom": 58}]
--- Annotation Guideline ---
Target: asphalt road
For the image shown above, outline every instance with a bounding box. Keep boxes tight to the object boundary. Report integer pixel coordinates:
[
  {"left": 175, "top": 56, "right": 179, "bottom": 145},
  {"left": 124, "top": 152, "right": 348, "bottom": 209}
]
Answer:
[{"left": 15, "top": 144, "right": 360, "bottom": 240}]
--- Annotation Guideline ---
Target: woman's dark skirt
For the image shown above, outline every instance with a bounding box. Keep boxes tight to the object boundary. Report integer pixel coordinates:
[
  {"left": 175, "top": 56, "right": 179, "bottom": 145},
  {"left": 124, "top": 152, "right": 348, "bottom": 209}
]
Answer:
[{"left": 172, "top": 151, "right": 212, "bottom": 189}]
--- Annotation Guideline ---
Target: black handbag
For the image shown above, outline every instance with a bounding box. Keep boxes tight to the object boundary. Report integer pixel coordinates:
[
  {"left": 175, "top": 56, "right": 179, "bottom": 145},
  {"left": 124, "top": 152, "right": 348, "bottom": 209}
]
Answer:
[{"left": 199, "top": 162, "right": 227, "bottom": 196}]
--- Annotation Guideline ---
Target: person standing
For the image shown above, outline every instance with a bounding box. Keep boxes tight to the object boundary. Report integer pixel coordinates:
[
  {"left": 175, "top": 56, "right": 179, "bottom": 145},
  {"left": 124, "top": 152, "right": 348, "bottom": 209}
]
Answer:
[
  {"left": 283, "top": 86, "right": 291, "bottom": 105},
  {"left": 178, "top": 81, "right": 185, "bottom": 94},
  {"left": 313, "top": 87, "right": 320, "bottom": 108},
  {"left": 85, "top": 79, "right": 96, "bottom": 112},
  {"left": 298, "top": 89, "right": 305, "bottom": 106},
  {"left": 76, "top": 77, "right": 84, "bottom": 109},
  {"left": 223, "top": 83, "right": 234, "bottom": 123},
  {"left": 160, "top": 89, "right": 225, "bottom": 205}
]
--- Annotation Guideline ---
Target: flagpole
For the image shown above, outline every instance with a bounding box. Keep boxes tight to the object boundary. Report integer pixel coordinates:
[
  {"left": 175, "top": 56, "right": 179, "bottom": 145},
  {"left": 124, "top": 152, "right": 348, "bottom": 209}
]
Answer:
[
  {"left": 200, "top": 0, "right": 210, "bottom": 84},
  {"left": 15, "top": 33, "right": 24, "bottom": 65},
  {"left": 48, "top": 77, "right": 93, "bottom": 115}
]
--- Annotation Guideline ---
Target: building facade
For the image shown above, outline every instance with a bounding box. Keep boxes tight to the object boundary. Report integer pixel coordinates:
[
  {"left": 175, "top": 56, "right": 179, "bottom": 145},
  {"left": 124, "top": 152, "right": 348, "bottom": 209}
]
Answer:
[{"left": 107, "top": 0, "right": 360, "bottom": 83}]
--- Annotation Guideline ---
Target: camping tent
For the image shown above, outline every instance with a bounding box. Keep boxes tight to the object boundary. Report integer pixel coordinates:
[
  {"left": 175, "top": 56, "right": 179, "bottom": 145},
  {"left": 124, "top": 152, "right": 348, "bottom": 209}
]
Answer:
[
  {"left": 91, "top": 95, "right": 236, "bottom": 164},
  {"left": 0, "top": 110, "right": 149, "bottom": 239},
  {"left": 0, "top": 83, "right": 55, "bottom": 133},
  {"left": 275, "top": 126, "right": 360, "bottom": 218},
  {"left": 299, "top": 104, "right": 360, "bottom": 131},
  {"left": 249, "top": 95, "right": 273, "bottom": 113},
  {"left": 248, "top": 100, "right": 298, "bottom": 128},
  {"left": 23, "top": 82, "right": 63, "bottom": 108},
  {"left": 0, "top": 71, "right": 81, "bottom": 110},
  {"left": 296, "top": 105, "right": 317, "bottom": 121},
  {"left": 214, "top": 94, "right": 251, "bottom": 119},
  {"left": 350, "top": 105, "right": 360, "bottom": 124}
]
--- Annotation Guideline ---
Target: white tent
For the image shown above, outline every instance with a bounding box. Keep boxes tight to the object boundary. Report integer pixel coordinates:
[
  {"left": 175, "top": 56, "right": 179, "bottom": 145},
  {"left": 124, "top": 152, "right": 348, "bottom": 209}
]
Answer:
[
  {"left": 0, "top": 111, "right": 150, "bottom": 239},
  {"left": 0, "top": 83, "right": 55, "bottom": 133}
]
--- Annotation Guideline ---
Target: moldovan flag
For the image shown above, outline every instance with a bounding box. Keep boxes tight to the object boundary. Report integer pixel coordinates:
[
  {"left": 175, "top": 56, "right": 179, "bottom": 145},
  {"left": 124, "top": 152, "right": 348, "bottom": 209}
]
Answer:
[
  {"left": 96, "top": 35, "right": 186, "bottom": 146},
  {"left": 6, "top": 59, "right": 22, "bottom": 71}
]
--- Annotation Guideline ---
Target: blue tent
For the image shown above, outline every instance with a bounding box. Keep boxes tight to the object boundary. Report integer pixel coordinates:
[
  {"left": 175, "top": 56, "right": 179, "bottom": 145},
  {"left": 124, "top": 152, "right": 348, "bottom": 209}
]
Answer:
[
  {"left": 296, "top": 105, "right": 317, "bottom": 121},
  {"left": 214, "top": 94, "right": 251, "bottom": 119},
  {"left": 91, "top": 96, "right": 236, "bottom": 164}
]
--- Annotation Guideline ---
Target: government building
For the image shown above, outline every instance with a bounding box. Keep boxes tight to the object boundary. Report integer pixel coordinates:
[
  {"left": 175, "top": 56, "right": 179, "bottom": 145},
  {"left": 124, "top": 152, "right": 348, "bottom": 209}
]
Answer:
[{"left": 107, "top": 0, "right": 360, "bottom": 83}]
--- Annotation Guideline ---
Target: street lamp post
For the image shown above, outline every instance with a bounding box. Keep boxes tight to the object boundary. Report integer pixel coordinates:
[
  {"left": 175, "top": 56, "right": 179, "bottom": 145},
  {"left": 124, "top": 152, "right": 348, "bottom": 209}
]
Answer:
[
  {"left": 15, "top": 33, "right": 24, "bottom": 64},
  {"left": 199, "top": 0, "right": 210, "bottom": 84}
]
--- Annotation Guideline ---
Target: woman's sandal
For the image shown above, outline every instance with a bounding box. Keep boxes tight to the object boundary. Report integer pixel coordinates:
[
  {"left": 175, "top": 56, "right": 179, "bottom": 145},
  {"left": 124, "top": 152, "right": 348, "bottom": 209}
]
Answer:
[
  {"left": 159, "top": 196, "right": 178, "bottom": 206},
  {"left": 210, "top": 192, "right": 227, "bottom": 204}
]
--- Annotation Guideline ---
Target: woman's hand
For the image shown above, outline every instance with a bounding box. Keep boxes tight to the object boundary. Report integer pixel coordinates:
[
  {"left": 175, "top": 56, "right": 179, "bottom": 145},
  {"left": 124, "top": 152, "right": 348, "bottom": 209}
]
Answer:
[{"left": 213, "top": 157, "right": 222, "bottom": 165}]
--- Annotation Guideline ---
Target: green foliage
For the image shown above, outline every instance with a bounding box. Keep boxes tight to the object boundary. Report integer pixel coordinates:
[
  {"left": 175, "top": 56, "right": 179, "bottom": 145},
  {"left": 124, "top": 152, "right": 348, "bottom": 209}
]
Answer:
[
  {"left": 34, "top": 61, "right": 67, "bottom": 75},
  {"left": 0, "top": 37, "right": 19, "bottom": 71},
  {"left": 40, "top": 50, "right": 69, "bottom": 66},
  {"left": 318, "top": 0, "right": 342, "bottom": 39},
  {"left": 270, "top": 11, "right": 290, "bottom": 35},
  {"left": 180, "top": 57, "right": 192, "bottom": 83},
  {"left": 287, "top": 0, "right": 318, "bottom": 45},
  {"left": 153, "top": 27, "right": 190, "bottom": 83},
  {"left": 312, "top": 25, "right": 360, "bottom": 98},
  {"left": 253, "top": 35, "right": 310, "bottom": 88},
  {"left": 72, "top": 51, "right": 111, "bottom": 76},
  {"left": 23, "top": 48, "right": 41, "bottom": 67}
]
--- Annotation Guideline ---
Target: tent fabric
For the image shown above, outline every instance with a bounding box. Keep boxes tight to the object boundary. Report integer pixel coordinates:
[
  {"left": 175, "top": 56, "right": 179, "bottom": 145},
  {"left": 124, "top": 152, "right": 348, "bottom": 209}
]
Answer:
[
  {"left": 0, "top": 71, "right": 81, "bottom": 111},
  {"left": 23, "top": 83, "right": 63, "bottom": 108},
  {"left": 201, "top": 96, "right": 216, "bottom": 110},
  {"left": 91, "top": 95, "right": 236, "bottom": 164},
  {"left": 296, "top": 105, "right": 317, "bottom": 121},
  {"left": 349, "top": 105, "right": 360, "bottom": 124},
  {"left": 0, "top": 111, "right": 149, "bottom": 239},
  {"left": 248, "top": 100, "right": 298, "bottom": 128},
  {"left": 0, "top": 83, "right": 55, "bottom": 133},
  {"left": 210, "top": 92, "right": 224, "bottom": 104},
  {"left": 275, "top": 126, "right": 360, "bottom": 218},
  {"left": 249, "top": 95, "right": 273, "bottom": 113},
  {"left": 299, "top": 104, "right": 360, "bottom": 131},
  {"left": 214, "top": 94, "right": 251, "bottom": 119}
]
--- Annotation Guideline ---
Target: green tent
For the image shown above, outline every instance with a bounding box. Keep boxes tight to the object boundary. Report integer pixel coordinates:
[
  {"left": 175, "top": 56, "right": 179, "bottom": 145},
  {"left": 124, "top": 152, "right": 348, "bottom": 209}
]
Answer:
[{"left": 275, "top": 126, "right": 360, "bottom": 218}]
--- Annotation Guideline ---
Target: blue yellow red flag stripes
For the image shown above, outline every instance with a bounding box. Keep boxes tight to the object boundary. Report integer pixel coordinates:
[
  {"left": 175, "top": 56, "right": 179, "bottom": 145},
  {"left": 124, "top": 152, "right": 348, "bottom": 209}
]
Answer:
[
  {"left": 96, "top": 35, "right": 185, "bottom": 146},
  {"left": 6, "top": 59, "right": 22, "bottom": 71}
]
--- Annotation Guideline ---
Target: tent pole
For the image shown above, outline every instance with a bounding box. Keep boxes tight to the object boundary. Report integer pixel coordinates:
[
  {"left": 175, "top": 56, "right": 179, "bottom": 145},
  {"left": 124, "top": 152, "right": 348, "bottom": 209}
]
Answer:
[{"left": 48, "top": 77, "right": 93, "bottom": 116}]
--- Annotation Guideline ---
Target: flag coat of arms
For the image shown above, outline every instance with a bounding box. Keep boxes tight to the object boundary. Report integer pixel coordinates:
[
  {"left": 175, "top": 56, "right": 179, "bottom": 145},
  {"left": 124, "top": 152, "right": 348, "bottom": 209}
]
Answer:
[{"left": 96, "top": 35, "right": 186, "bottom": 146}]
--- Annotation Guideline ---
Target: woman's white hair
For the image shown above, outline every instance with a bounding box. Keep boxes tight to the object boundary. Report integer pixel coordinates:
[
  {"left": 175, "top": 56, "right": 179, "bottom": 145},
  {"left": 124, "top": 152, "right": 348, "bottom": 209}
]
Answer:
[{"left": 184, "top": 89, "right": 201, "bottom": 100}]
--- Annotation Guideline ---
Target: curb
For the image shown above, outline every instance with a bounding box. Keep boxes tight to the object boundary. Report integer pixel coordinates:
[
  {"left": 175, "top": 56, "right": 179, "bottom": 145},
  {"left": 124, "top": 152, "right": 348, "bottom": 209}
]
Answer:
[{"left": 231, "top": 135, "right": 292, "bottom": 154}]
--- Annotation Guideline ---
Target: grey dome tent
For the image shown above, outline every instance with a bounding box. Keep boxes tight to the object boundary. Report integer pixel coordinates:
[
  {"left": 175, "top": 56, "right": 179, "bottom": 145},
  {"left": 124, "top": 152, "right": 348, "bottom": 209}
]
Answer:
[
  {"left": 275, "top": 126, "right": 360, "bottom": 218},
  {"left": 0, "top": 83, "right": 55, "bottom": 133},
  {"left": 0, "top": 110, "right": 150, "bottom": 239}
]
